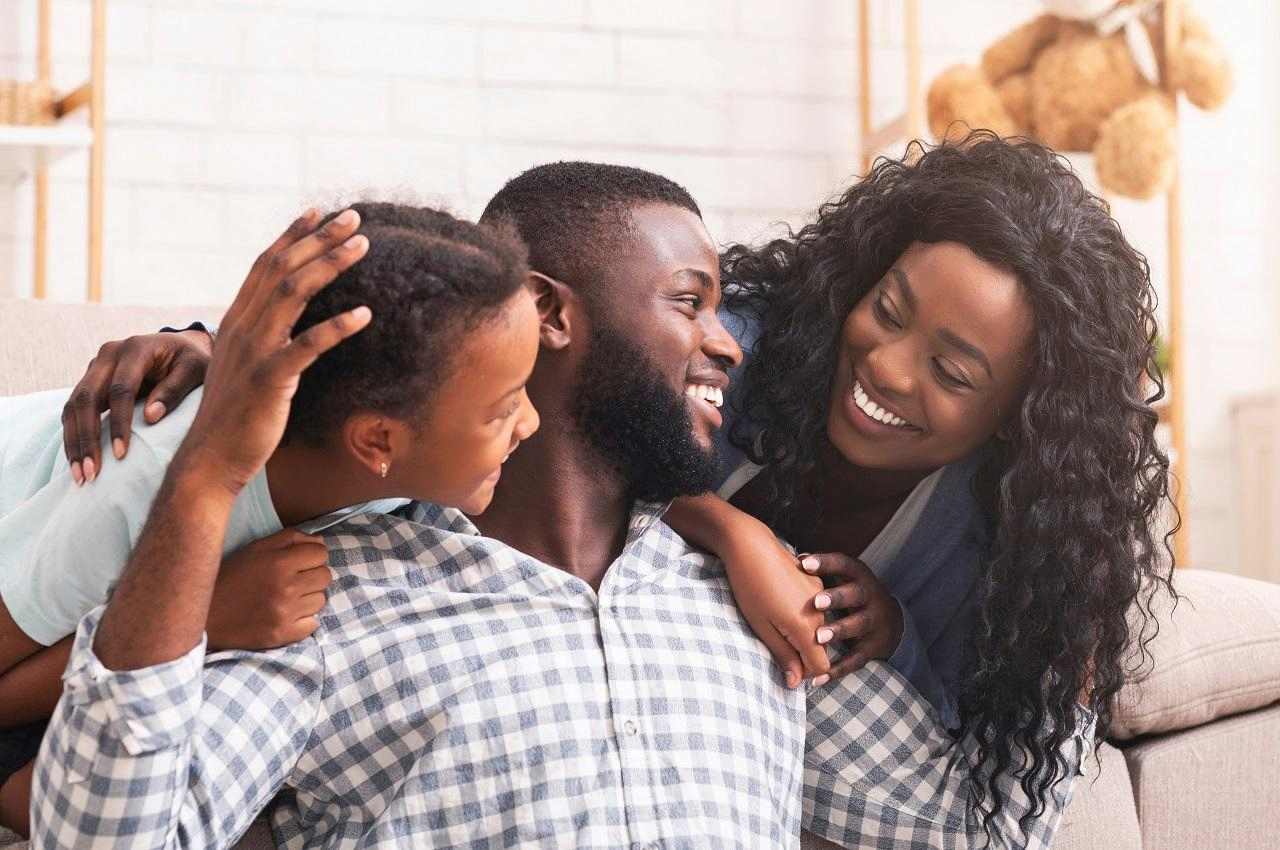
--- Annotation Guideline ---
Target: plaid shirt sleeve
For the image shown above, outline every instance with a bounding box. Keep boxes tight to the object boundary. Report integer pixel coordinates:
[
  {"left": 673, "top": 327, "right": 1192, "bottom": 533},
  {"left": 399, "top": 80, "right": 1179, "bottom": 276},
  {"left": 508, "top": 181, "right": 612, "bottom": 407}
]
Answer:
[
  {"left": 804, "top": 661, "right": 1096, "bottom": 850},
  {"left": 30, "top": 605, "right": 325, "bottom": 850}
]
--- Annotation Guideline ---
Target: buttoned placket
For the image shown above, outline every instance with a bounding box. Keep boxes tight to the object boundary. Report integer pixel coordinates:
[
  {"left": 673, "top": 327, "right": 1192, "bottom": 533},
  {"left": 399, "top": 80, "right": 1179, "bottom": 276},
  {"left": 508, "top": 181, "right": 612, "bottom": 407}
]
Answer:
[{"left": 598, "top": 506, "right": 666, "bottom": 850}]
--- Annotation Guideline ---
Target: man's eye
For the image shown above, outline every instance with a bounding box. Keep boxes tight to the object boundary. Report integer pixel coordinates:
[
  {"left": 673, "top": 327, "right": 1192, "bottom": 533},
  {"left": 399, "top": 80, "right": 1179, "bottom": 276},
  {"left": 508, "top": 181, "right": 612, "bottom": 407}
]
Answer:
[{"left": 677, "top": 295, "right": 702, "bottom": 310}]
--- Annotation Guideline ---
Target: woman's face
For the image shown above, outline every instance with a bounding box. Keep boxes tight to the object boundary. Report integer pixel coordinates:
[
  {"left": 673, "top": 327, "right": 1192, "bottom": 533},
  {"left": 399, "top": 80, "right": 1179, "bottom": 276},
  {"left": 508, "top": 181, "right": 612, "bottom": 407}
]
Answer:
[
  {"left": 398, "top": 286, "right": 542, "bottom": 514},
  {"left": 826, "top": 241, "right": 1035, "bottom": 472}
]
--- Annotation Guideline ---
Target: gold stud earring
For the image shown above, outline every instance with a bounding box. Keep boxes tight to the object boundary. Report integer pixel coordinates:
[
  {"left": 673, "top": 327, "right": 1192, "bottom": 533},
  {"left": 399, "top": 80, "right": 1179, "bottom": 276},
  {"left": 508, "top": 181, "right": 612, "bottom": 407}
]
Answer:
[{"left": 379, "top": 461, "right": 389, "bottom": 479}]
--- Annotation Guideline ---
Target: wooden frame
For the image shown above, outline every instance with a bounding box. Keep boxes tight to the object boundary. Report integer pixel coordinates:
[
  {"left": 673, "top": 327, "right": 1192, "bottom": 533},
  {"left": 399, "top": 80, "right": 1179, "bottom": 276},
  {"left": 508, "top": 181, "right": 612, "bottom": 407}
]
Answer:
[
  {"left": 27, "top": 0, "right": 106, "bottom": 302},
  {"left": 857, "top": 0, "right": 1190, "bottom": 565},
  {"left": 858, "top": 0, "right": 922, "bottom": 172}
]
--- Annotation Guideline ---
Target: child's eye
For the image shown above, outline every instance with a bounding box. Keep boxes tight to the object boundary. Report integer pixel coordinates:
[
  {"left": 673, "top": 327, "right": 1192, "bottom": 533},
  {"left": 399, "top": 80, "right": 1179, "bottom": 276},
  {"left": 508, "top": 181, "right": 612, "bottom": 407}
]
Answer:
[{"left": 873, "top": 293, "right": 902, "bottom": 330}]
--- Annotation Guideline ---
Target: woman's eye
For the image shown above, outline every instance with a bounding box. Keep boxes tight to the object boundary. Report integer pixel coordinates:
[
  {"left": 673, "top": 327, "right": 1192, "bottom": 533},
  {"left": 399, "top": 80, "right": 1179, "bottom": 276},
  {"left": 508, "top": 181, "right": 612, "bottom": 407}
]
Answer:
[
  {"left": 873, "top": 294, "right": 902, "bottom": 329},
  {"left": 931, "top": 359, "right": 971, "bottom": 390}
]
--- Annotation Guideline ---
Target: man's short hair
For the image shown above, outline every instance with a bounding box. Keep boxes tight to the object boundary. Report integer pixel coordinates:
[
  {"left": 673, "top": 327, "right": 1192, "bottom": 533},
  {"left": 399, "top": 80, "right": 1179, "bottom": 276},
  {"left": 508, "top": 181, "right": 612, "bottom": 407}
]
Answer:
[{"left": 479, "top": 161, "right": 701, "bottom": 298}]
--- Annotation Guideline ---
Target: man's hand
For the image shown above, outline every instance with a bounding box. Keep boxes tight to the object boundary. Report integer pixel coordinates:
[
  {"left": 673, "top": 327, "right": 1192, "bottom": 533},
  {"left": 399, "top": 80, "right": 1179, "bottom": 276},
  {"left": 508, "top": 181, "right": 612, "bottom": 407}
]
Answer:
[
  {"left": 800, "top": 553, "right": 905, "bottom": 679},
  {"left": 722, "top": 525, "right": 831, "bottom": 689},
  {"left": 207, "top": 530, "right": 331, "bottom": 651},
  {"left": 175, "top": 208, "right": 370, "bottom": 495},
  {"left": 93, "top": 208, "right": 370, "bottom": 672},
  {"left": 61, "top": 329, "right": 213, "bottom": 485}
]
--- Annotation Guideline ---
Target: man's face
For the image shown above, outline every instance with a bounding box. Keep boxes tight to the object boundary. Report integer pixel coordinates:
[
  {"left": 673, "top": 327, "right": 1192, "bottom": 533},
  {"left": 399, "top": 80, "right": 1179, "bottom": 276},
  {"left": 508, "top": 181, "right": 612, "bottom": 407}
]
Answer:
[{"left": 571, "top": 203, "right": 742, "bottom": 501}]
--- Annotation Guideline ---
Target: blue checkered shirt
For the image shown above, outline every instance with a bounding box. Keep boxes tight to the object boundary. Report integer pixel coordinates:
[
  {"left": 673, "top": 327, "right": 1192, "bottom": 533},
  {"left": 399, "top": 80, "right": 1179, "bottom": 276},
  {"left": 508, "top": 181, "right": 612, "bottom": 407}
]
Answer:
[{"left": 31, "top": 502, "right": 1091, "bottom": 849}]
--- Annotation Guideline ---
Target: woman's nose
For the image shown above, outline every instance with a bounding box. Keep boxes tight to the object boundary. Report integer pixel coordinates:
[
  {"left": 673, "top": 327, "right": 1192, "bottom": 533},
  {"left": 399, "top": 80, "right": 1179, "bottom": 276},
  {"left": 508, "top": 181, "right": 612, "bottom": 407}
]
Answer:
[{"left": 863, "top": 341, "right": 916, "bottom": 398}]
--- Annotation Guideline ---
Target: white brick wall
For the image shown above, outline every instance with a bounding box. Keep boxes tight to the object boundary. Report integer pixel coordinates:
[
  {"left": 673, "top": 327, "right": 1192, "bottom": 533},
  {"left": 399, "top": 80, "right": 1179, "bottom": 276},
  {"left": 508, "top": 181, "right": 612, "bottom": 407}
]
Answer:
[{"left": 1, "top": 0, "right": 1277, "bottom": 572}]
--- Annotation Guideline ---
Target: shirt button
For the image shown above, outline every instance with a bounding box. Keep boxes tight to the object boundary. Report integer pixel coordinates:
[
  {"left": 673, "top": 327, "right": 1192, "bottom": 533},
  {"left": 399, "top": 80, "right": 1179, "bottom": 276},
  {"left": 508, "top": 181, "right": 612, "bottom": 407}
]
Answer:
[{"left": 623, "top": 719, "right": 639, "bottom": 736}]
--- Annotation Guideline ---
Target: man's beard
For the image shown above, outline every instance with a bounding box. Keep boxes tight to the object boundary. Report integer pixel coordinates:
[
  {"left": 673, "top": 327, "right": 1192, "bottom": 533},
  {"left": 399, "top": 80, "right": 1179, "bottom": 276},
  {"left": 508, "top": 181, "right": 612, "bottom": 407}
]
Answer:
[{"left": 570, "top": 326, "right": 720, "bottom": 503}]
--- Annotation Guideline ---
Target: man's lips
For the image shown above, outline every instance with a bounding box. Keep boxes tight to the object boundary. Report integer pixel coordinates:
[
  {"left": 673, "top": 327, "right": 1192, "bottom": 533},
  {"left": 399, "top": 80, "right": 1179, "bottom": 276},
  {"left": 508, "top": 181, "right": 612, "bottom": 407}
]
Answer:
[{"left": 684, "top": 371, "right": 727, "bottom": 430}]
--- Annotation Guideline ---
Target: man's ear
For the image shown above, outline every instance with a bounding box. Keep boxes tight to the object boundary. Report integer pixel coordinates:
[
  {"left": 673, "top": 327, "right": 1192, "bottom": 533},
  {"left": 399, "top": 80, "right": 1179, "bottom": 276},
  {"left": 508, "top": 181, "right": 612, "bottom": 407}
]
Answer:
[{"left": 528, "top": 271, "right": 577, "bottom": 352}]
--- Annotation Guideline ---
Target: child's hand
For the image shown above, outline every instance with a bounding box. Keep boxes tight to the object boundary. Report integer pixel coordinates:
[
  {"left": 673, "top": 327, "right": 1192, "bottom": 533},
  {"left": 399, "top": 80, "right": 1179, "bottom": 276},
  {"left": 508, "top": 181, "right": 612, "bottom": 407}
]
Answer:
[
  {"left": 207, "top": 529, "right": 331, "bottom": 651},
  {"left": 799, "top": 553, "right": 905, "bottom": 680},
  {"left": 722, "top": 522, "right": 831, "bottom": 689}
]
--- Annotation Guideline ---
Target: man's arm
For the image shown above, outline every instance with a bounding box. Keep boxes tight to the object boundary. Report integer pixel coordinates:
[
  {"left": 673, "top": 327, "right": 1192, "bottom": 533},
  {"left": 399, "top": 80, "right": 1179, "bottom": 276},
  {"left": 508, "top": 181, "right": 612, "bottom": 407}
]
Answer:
[
  {"left": 803, "top": 662, "right": 1093, "bottom": 850},
  {"left": 30, "top": 605, "right": 323, "bottom": 848},
  {"left": 31, "top": 207, "right": 370, "bottom": 847}
]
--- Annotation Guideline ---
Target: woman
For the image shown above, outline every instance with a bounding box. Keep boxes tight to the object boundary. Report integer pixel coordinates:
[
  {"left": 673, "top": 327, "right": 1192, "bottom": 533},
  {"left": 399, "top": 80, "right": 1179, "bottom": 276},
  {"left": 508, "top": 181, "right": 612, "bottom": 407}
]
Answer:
[{"left": 668, "top": 133, "right": 1175, "bottom": 834}]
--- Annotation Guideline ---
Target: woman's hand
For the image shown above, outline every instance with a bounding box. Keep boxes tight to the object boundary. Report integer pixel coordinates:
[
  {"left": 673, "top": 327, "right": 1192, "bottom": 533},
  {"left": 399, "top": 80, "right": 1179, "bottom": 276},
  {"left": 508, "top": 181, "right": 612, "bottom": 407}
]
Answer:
[
  {"left": 61, "top": 328, "right": 213, "bottom": 485},
  {"left": 722, "top": 522, "right": 831, "bottom": 689},
  {"left": 206, "top": 529, "right": 331, "bottom": 651},
  {"left": 800, "top": 552, "right": 905, "bottom": 680}
]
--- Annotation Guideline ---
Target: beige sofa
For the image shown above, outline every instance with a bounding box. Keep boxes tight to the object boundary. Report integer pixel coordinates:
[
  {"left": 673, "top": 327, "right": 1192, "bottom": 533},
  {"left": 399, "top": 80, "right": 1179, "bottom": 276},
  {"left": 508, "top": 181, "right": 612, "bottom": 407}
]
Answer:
[{"left": 3, "top": 298, "right": 1279, "bottom": 850}]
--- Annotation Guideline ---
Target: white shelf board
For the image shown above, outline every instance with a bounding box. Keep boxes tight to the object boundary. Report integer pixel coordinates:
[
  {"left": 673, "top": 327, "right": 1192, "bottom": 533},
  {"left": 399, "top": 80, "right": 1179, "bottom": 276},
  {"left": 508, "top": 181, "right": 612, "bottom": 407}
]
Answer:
[{"left": 0, "top": 125, "right": 94, "bottom": 183}]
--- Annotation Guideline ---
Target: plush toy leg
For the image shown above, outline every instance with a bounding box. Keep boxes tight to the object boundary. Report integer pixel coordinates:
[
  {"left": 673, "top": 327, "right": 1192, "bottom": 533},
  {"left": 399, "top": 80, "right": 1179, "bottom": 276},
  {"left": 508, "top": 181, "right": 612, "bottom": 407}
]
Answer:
[{"left": 1093, "top": 92, "right": 1177, "bottom": 200}]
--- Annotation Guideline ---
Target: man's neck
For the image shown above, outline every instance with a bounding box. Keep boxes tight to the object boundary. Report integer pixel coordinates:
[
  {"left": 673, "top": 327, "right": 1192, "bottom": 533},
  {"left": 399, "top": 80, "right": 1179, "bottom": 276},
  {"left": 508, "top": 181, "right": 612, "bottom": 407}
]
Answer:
[
  {"left": 265, "top": 441, "right": 383, "bottom": 528},
  {"left": 473, "top": 419, "right": 631, "bottom": 591}
]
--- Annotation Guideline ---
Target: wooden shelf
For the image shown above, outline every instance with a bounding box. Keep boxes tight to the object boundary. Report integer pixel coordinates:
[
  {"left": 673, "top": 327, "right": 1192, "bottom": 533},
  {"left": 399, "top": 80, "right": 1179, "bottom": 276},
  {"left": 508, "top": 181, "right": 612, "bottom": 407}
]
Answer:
[{"left": 0, "top": 124, "right": 94, "bottom": 183}]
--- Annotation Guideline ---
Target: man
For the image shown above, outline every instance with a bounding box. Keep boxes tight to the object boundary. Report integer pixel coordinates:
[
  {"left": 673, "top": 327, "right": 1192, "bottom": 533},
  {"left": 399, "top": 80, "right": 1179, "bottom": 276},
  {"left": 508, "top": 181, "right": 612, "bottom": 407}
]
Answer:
[{"left": 31, "top": 164, "right": 1089, "bottom": 848}]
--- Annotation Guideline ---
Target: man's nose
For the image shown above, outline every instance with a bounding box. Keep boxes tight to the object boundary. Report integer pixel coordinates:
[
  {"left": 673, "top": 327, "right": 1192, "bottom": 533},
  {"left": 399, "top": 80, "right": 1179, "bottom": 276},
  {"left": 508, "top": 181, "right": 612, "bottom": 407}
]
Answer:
[{"left": 702, "top": 312, "right": 743, "bottom": 370}]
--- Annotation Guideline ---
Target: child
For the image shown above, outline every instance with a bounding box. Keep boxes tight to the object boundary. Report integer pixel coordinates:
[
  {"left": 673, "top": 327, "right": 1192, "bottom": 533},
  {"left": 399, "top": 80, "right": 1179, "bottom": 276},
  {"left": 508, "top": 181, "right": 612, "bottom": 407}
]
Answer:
[{"left": 0, "top": 203, "right": 541, "bottom": 834}]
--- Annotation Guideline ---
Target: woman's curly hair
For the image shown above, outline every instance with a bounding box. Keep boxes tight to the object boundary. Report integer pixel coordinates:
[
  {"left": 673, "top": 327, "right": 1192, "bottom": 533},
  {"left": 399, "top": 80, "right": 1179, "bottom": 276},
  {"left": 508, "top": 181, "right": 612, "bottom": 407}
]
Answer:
[{"left": 722, "top": 133, "right": 1176, "bottom": 834}]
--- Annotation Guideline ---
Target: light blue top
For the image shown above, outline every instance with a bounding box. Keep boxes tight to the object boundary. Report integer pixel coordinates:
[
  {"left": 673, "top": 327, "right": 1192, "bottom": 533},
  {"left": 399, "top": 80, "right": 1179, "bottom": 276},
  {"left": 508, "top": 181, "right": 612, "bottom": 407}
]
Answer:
[
  {"left": 0, "top": 387, "right": 406, "bottom": 646},
  {"left": 713, "top": 305, "right": 985, "bottom": 729}
]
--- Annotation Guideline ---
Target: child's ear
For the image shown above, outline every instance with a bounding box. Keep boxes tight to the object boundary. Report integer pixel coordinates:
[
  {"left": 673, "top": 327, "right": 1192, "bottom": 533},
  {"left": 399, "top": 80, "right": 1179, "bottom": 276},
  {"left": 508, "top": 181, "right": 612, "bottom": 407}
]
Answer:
[
  {"left": 342, "top": 414, "right": 399, "bottom": 480},
  {"left": 528, "top": 271, "right": 576, "bottom": 351}
]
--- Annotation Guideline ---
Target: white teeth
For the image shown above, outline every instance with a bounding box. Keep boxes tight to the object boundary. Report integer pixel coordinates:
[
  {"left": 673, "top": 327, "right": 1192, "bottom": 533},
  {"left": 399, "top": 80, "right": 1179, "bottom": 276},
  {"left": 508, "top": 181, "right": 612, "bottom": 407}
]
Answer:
[
  {"left": 684, "top": 384, "right": 723, "bottom": 409},
  {"left": 852, "top": 381, "right": 911, "bottom": 428}
]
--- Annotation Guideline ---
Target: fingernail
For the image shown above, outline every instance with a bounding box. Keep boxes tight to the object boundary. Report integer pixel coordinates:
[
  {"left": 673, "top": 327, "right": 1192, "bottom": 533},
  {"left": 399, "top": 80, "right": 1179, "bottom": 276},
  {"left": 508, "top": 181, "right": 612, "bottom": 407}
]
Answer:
[
  {"left": 346, "top": 234, "right": 369, "bottom": 252},
  {"left": 112, "top": 438, "right": 125, "bottom": 460},
  {"left": 785, "top": 671, "right": 800, "bottom": 689},
  {"left": 145, "top": 401, "right": 165, "bottom": 422},
  {"left": 336, "top": 209, "right": 358, "bottom": 225},
  {"left": 352, "top": 305, "right": 372, "bottom": 322},
  {"left": 82, "top": 456, "right": 97, "bottom": 483},
  {"left": 71, "top": 461, "right": 84, "bottom": 486},
  {"left": 816, "top": 627, "right": 833, "bottom": 645},
  {"left": 801, "top": 556, "right": 819, "bottom": 573},
  {"left": 812, "top": 674, "right": 830, "bottom": 688},
  {"left": 813, "top": 593, "right": 831, "bottom": 611}
]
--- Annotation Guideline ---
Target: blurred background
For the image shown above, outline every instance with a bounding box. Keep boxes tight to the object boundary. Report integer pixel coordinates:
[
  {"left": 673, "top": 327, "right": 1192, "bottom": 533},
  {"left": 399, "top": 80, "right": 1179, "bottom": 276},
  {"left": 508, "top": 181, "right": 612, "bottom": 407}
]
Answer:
[{"left": 1, "top": 0, "right": 1277, "bottom": 579}]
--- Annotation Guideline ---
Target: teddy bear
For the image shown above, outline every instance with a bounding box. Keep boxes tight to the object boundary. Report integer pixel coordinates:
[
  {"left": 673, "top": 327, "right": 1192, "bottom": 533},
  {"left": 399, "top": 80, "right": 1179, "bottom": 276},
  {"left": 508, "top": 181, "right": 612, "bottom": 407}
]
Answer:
[{"left": 926, "top": 0, "right": 1231, "bottom": 199}]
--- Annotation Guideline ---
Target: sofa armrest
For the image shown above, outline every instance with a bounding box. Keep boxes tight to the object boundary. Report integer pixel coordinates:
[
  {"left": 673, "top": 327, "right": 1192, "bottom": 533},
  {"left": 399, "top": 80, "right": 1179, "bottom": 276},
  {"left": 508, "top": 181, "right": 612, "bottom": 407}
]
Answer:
[{"left": 1110, "top": 569, "right": 1280, "bottom": 740}]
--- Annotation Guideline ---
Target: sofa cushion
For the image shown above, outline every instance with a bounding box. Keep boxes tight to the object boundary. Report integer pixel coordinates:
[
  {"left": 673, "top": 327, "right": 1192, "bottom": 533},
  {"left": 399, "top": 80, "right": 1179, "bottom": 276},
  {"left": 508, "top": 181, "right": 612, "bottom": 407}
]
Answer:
[
  {"left": 0, "top": 299, "right": 216, "bottom": 396},
  {"left": 1052, "top": 742, "right": 1141, "bottom": 850},
  {"left": 1110, "top": 569, "right": 1280, "bottom": 739},
  {"left": 1125, "top": 702, "right": 1280, "bottom": 850}
]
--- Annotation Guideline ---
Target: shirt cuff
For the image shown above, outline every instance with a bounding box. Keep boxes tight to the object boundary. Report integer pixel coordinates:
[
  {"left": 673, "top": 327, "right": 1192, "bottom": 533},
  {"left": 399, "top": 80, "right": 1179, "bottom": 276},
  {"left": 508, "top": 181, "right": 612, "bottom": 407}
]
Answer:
[
  {"left": 1071, "top": 705, "right": 1099, "bottom": 777},
  {"left": 62, "top": 604, "right": 208, "bottom": 756},
  {"left": 159, "top": 321, "right": 216, "bottom": 337}
]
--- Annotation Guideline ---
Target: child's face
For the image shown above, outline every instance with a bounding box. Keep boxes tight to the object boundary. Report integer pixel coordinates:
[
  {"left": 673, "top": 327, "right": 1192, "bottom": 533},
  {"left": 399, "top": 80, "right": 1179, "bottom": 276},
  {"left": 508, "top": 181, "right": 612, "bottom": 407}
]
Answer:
[
  {"left": 824, "top": 241, "right": 1035, "bottom": 473},
  {"left": 401, "top": 287, "right": 542, "bottom": 514}
]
